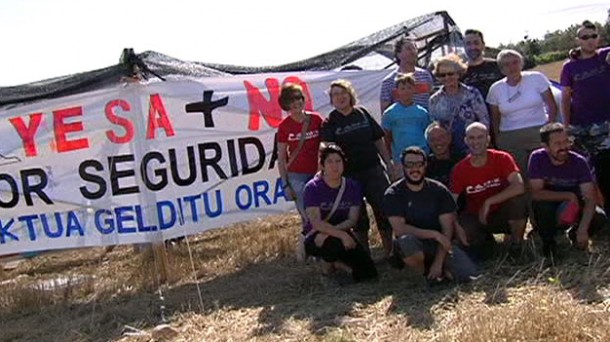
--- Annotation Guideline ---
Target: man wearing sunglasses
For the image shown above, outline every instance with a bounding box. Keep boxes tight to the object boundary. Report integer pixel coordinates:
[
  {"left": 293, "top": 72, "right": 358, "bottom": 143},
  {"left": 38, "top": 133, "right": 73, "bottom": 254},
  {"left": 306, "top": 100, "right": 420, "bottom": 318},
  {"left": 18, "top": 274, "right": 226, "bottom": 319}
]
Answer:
[
  {"left": 560, "top": 20, "right": 610, "bottom": 214},
  {"left": 383, "top": 146, "right": 477, "bottom": 285}
]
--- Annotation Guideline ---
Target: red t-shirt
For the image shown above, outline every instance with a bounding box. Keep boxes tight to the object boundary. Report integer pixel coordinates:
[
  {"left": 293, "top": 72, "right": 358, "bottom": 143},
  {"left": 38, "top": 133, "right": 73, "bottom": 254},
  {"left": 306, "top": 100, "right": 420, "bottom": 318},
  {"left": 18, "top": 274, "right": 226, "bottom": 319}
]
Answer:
[
  {"left": 277, "top": 112, "right": 323, "bottom": 174},
  {"left": 450, "top": 149, "right": 520, "bottom": 214}
]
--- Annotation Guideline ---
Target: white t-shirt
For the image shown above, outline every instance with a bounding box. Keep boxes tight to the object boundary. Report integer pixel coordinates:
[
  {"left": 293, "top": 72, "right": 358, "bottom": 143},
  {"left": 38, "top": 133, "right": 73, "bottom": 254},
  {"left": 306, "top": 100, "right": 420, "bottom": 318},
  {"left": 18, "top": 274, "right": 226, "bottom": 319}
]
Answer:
[{"left": 487, "top": 71, "right": 551, "bottom": 132}]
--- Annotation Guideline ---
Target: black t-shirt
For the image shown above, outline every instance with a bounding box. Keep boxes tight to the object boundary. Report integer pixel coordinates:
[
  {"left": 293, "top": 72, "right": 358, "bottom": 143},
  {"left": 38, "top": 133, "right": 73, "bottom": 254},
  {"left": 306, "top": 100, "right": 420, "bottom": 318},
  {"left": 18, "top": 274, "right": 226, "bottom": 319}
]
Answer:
[
  {"left": 426, "top": 151, "right": 466, "bottom": 187},
  {"left": 383, "top": 178, "right": 457, "bottom": 232},
  {"left": 461, "top": 58, "right": 504, "bottom": 101},
  {"left": 321, "top": 106, "right": 385, "bottom": 175}
]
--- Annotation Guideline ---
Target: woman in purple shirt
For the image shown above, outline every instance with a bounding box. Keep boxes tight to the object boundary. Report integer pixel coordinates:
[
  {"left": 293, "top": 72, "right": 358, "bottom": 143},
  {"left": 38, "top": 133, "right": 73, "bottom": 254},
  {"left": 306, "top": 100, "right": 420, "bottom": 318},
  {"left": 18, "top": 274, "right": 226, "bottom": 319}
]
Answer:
[{"left": 303, "top": 145, "right": 377, "bottom": 282}]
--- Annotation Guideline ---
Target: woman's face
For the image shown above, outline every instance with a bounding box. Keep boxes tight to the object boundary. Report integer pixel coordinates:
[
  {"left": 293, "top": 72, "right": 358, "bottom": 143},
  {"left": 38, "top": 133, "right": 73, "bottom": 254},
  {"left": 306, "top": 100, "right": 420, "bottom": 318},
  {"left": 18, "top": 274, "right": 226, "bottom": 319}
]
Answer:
[
  {"left": 322, "top": 153, "right": 344, "bottom": 179},
  {"left": 330, "top": 86, "right": 352, "bottom": 111},
  {"left": 288, "top": 91, "right": 305, "bottom": 114},
  {"left": 436, "top": 64, "right": 460, "bottom": 89},
  {"left": 500, "top": 55, "right": 523, "bottom": 77}
]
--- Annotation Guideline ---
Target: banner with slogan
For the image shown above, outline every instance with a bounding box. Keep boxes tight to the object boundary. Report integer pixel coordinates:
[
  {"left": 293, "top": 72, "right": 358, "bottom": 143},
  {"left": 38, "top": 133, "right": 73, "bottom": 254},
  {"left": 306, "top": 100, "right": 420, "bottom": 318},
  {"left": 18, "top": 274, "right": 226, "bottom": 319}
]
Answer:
[{"left": 0, "top": 70, "right": 392, "bottom": 255}]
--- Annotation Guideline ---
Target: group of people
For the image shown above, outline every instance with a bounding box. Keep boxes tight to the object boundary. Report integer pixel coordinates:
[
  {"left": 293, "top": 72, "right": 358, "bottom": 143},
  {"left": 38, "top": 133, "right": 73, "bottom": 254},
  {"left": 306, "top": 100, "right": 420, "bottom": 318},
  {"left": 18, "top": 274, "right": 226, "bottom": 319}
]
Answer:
[{"left": 276, "top": 21, "right": 610, "bottom": 285}]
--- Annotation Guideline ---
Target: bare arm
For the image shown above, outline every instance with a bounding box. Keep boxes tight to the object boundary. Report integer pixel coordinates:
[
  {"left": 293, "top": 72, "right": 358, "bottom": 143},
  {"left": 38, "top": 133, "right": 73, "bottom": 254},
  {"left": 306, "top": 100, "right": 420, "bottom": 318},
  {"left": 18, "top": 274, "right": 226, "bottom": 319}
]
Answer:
[
  {"left": 541, "top": 88, "right": 558, "bottom": 123},
  {"left": 388, "top": 216, "right": 451, "bottom": 252},
  {"left": 489, "top": 104, "right": 502, "bottom": 139},
  {"left": 305, "top": 205, "right": 360, "bottom": 238},
  {"left": 277, "top": 142, "right": 290, "bottom": 186},
  {"left": 484, "top": 171, "right": 525, "bottom": 207},
  {"left": 577, "top": 182, "right": 597, "bottom": 233},
  {"left": 432, "top": 212, "right": 455, "bottom": 266},
  {"left": 377, "top": 135, "right": 393, "bottom": 167},
  {"left": 561, "top": 86, "right": 573, "bottom": 126},
  {"left": 530, "top": 178, "right": 577, "bottom": 202}
]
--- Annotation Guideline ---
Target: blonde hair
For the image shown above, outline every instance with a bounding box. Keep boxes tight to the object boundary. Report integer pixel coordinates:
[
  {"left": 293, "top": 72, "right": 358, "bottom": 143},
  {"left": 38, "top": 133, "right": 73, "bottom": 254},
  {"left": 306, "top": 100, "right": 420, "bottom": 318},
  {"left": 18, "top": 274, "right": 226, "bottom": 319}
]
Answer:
[
  {"left": 433, "top": 53, "right": 467, "bottom": 75},
  {"left": 395, "top": 72, "right": 416, "bottom": 87}
]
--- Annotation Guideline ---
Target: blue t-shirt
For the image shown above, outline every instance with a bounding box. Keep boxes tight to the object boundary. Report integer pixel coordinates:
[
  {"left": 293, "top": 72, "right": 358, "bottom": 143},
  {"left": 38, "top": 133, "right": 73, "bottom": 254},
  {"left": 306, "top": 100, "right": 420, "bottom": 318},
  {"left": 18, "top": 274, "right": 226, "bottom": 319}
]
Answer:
[{"left": 381, "top": 102, "right": 431, "bottom": 162}]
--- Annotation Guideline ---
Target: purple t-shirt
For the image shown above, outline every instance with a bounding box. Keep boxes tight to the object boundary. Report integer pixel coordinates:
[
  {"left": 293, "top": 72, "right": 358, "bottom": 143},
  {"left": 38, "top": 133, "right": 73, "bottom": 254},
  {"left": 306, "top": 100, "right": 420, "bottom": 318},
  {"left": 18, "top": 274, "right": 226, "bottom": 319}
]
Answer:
[
  {"left": 527, "top": 148, "right": 593, "bottom": 195},
  {"left": 560, "top": 47, "right": 610, "bottom": 125},
  {"left": 302, "top": 175, "right": 362, "bottom": 234}
]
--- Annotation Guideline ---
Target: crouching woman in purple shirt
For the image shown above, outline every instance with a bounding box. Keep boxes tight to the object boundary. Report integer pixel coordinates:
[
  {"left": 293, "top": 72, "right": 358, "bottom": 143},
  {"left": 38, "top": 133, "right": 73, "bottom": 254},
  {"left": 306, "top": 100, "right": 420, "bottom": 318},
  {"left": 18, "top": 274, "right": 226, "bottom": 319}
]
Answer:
[{"left": 303, "top": 144, "right": 378, "bottom": 282}]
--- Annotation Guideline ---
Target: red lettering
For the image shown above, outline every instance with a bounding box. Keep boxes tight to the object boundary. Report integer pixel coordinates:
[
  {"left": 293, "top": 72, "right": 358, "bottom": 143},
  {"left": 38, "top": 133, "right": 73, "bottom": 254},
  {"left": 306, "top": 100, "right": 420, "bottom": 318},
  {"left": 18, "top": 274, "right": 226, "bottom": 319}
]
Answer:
[
  {"left": 245, "top": 77, "right": 314, "bottom": 131},
  {"left": 105, "top": 99, "right": 135, "bottom": 144},
  {"left": 9, "top": 113, "right": 43, "bottom": 157},
  {"left": 53, "top": 106, "right": 89, "bottom": 153},
  {"left": 146, "top": 94, "right": 175, "bottom": 139}
]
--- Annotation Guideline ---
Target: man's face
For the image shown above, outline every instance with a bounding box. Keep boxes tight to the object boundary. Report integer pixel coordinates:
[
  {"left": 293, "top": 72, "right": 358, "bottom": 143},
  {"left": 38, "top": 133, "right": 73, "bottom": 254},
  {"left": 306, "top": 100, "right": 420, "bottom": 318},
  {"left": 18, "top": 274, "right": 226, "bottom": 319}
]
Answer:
[
  {"left": 398, "top": 40, "right": 418, "bottom": 65},
  {"left": 464, "top": 33, "right": 485, "bottom": 62},
  {"left": 403, "top": 153, "right": 426, "bottom": 185},
  {"left": 545, "top": 130, "right": 571, "bottom": 164},
  {"left": 464, "top": 127, "right": 489, "bottom": 156},
  {"left": 577, "top": 27, "right": 600, "bottom": 54},
  {"left": 427, "top": 126, "right": 451, "bottom": 156}
]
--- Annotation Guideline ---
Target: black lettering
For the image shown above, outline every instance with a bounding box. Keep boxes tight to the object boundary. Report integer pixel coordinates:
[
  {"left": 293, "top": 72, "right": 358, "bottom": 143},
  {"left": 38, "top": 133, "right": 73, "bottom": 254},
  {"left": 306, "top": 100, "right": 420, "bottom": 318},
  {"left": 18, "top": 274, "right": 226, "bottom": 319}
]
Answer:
[
  {"left": 79, "top": 160, "right": 107, "bottom": 199},
  {"left": 21, "top": 168, "right": 53, "bottom": 206},
  {"left": 197, "top": 142, "right": 227, "bottom": 182},
  {"left": 109, "top": 154, "right": 139, "bottom": 196},
  {"left": 0, "top": 174, "right": 19, "bottom": 208},
  {"left": 141, "top": 151, "right": 168, "bottom": 191},
  {"left": 239, "top": 137, "right": 265, "bottom": 175},
  {"left": 169, "top": 147, "right": 196, "bottom": 186}
]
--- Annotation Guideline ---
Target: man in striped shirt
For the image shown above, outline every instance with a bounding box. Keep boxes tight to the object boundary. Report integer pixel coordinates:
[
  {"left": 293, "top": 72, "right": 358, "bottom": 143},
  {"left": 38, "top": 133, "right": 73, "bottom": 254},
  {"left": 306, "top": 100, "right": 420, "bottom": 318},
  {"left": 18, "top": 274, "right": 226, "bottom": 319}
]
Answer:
[{"left": 380, "top": 36, "right": 434, "bottom": 112}]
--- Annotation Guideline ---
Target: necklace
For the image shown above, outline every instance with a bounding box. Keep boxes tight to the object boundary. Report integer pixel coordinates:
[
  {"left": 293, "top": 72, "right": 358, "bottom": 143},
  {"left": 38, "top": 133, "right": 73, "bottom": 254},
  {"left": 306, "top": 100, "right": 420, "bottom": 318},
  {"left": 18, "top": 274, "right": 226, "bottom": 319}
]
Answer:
[{"left": 506, "top": 81, "right": 522, "bottom": 103}]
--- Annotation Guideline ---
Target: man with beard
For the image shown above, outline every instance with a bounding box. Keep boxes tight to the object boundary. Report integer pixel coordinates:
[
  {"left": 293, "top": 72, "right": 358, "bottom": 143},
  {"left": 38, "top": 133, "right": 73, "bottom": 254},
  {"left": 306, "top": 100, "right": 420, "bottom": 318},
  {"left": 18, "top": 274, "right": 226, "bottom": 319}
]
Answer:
[
  {"left": 383, "top": 147, "right": 477, "bottom": 284},
  {"left": 461, "top": 29, "right": 504, "bottom": 146},
  {"left": 450, "top": 123, "right": 528, "bottom": 259},
  {"left": 528, "top": 123, "right": 608, "bottom": 258}
]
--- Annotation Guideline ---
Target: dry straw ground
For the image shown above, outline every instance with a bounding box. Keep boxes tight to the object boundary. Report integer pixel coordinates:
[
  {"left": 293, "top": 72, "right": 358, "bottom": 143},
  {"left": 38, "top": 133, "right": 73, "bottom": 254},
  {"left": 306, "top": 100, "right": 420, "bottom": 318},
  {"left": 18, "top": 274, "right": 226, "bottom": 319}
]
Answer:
[{"left": 2, "top": 210, "right": 610, "bottom": 342}]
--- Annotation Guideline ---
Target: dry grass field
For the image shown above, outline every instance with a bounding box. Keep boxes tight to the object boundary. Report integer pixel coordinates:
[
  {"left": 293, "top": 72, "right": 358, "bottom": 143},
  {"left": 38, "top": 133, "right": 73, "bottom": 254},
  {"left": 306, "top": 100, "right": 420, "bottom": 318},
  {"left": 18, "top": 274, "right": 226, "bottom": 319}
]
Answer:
[{"left": 2, "top": 209, "right": 610, "bottom": 342}]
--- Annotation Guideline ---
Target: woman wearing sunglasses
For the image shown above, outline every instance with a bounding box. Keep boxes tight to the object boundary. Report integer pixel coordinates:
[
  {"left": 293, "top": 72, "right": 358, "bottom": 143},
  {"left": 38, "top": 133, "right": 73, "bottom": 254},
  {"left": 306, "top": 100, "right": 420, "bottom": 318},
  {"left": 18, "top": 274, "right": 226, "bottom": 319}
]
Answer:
[
  {"left": 487, "top": 49, "right": 558, "bottom": 174},
  {"left": 429, "top": 54, "right": 489, "bottom": 154}
]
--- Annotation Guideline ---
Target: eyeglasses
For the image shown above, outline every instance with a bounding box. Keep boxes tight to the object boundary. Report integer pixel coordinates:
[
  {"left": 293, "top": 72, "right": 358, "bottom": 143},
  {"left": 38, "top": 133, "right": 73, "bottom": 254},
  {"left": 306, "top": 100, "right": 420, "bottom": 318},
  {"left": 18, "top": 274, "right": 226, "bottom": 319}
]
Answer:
[
  {"left": 579, "top": 34, "right": 598, "bottom": 40},
  {"left": 403, "top": 161, "right": 425, "bottom": 169},
  {"left": 436, "top": 72, "right": 456, "bottom": 78}
]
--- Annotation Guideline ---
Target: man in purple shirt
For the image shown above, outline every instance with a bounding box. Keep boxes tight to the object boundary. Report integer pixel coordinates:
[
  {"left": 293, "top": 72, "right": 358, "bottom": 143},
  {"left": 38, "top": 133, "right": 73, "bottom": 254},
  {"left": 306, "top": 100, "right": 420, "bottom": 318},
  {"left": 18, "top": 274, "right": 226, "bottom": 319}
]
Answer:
[
  {"left": 560, "top": 20, "right": 610, "bottom": 213},
  {"left": 528, "top": 123, "right": 608, "bottom": 258}
]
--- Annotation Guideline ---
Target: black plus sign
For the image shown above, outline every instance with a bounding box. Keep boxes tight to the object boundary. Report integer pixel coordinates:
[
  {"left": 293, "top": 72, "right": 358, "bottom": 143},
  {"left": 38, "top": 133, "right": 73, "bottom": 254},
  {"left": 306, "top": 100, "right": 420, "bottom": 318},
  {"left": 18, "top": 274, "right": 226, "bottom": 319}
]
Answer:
[{"left": 184, "top": 90, "right": 229, "bottom": 128}]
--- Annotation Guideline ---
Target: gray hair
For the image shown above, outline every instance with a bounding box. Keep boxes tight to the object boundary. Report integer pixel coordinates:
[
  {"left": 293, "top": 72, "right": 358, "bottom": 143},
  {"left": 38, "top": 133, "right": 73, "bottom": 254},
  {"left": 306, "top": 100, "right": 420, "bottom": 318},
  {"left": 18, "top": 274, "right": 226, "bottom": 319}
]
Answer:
[
  {"left": 496, "top": 49, "right": 523, "bottom": 67},
  {"left": 465, "top": 122, "right": 488, "bottom": 135}
]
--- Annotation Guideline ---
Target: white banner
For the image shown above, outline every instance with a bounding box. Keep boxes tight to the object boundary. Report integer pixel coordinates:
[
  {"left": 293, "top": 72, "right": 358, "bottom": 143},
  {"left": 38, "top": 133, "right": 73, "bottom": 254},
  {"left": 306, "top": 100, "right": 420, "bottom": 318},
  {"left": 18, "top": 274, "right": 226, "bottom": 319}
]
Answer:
[{"left": 0, "top": 70, "right": 392, "bottom": 255}]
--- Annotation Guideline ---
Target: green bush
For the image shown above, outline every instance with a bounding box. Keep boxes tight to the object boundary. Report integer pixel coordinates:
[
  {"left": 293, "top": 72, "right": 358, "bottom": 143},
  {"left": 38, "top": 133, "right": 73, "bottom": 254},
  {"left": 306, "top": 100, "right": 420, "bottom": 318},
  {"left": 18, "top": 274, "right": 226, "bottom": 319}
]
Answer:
[{"left": 534, "top": 51, "right": 568, "bottom": 65}]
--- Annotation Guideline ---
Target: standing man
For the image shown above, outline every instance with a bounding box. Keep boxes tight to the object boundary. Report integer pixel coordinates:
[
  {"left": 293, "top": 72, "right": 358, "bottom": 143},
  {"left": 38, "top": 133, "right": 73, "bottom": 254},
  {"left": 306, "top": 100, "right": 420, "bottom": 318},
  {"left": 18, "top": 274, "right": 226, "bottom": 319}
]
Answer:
[
  {"left": 450, "top": 123, "right": 528, "bottom": 258},
  {"left": 380, "top": 36, "right": 434, "bottom": 112},
  {"left": 384, "top": 147, "right": 477, "bottom": 284},
  {"left": 560, "top": 20, "right": 610, "bottom": 213},
  {"left": 461, "top": 29, "right": 504, "bottom": 146},
  {"left": 529, "top": 123, "right": 608, "bottom": 257}
]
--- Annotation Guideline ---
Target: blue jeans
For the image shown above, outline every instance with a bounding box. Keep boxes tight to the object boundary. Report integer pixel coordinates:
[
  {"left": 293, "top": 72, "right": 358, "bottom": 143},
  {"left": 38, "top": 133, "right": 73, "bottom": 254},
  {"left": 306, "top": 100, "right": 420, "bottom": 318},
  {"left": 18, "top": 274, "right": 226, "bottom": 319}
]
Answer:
[{"left": 287, "top": 172, "right": 315, "bottom": 227}]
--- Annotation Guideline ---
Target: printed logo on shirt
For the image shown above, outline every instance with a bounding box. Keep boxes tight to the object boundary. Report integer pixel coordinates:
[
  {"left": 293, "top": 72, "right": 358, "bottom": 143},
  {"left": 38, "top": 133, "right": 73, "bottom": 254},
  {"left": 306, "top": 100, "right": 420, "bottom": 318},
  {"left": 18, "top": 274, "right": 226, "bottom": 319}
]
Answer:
[
  {"left": 288, "top": 130, "right": 319, "bottom": 142},
  {"left": 335, "top": 119, "right": 370, "bottom": 136},
  {"left": 465, "top": 177, "right": 501, "bottom": 194},
  {"left": 573, "top": 65, "right": 607, "bottom": 82}
]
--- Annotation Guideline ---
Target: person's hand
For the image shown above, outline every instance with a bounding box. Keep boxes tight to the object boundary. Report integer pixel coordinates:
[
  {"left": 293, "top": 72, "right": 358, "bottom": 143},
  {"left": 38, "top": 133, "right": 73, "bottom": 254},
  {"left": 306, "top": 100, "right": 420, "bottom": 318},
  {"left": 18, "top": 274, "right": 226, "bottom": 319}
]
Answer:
[
  {"left": 390, "top": 162, "right": 402, "bottom": 182},
  {"left": 341, "top": 233, "right": 357, "bottom": 250},
  {"left": 567, "top": 192, "right": 579, "bottom": 204},
  {"left": 427, "top": 260, "right": 444, "bottom": 280},
  {"left": 605, "top": 52, "right": 610, "bottom": 65},
  {"left": 478, "top": 200, "right": 491, "bottom": 225},
  {"left": 576, "top": 228, "right": 589, "bottom": 249},
  {"left": 284, "top": 186, "right": 296, "bottom": 201},
  {"left": 454, "top": 223, "right": 469, "bottom": 247},
  {"left": 435, "top": 233, "right": 452, "bottom": 252}
]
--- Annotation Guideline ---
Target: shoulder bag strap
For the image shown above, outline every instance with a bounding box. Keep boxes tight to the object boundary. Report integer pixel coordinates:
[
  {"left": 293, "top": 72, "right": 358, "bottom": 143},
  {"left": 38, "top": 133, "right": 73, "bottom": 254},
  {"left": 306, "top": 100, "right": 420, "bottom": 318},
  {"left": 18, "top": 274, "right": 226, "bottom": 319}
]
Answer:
[{"left": 323, "top": 177, "right": 346, "bottom": 222}]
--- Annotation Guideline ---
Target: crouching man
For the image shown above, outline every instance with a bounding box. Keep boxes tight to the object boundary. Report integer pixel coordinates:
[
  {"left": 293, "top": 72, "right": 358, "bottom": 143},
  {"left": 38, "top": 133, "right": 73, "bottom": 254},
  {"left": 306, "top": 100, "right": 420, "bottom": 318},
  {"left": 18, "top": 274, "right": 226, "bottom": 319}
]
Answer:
[
  {"left": 383, "top": 147, "right": 478, "bottom": 284},
  {"left": 529, "top": 123, "right": 609, "bottom": 257}
]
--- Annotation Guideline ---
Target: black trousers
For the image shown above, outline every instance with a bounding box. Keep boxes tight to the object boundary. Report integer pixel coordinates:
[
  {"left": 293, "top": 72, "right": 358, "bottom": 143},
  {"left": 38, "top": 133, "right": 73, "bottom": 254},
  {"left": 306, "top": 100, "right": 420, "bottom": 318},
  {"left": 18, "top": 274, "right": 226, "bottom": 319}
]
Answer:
[
  {"left": 305, "top": 232, "right": 378, "bottom": 282},
  {"left": 532, "top": 200, "right": 608, "bottom": 244}
]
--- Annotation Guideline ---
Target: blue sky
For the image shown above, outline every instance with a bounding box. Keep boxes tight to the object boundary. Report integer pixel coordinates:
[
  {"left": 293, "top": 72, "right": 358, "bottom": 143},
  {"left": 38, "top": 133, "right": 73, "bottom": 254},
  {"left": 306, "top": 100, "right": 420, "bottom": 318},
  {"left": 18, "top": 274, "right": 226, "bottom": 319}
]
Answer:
[{"left": 0, "top": 0, "right": 607, "bottom": 86}]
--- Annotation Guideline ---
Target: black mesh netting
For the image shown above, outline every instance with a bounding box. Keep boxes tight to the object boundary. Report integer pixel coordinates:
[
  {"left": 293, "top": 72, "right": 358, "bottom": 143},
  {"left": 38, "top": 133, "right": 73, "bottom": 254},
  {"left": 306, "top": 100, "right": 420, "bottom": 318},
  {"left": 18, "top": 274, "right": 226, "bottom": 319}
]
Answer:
[{"left": 0, "top": 11, "right": 462, "bottom": 107}]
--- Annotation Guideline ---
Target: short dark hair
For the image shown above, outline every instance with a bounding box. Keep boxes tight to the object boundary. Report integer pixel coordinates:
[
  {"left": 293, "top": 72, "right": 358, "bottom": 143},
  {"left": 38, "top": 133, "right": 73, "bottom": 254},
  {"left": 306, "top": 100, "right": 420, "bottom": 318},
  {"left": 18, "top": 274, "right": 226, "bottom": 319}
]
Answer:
[
  {"left": 540, "top": 122, "right": 566, "bottom": 144},
  {"left": 319, "top": 144, "right": 346, "bottom": 166},
  {"left": 400, "top": 146, "right": 427, "bottom": 165},
  {"left": 278, "top": 83, "right": 304, "bottom": 111},
  {"left": 581, "top": 20, "right": 597, "bottom": 31},
  {"left": 464, "top": 29, "right": 485, "bottom": 44},
  {"left": 394, "top": 36, "right": 417, "bottom": 63}
]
